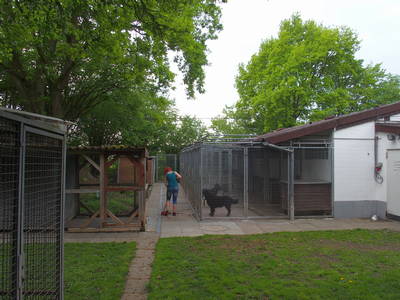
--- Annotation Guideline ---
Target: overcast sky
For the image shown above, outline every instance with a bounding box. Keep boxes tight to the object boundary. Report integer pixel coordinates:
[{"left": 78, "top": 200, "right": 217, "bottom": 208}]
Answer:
[{"left": 170, "top": 0, "right": 400, "bottom": 125}]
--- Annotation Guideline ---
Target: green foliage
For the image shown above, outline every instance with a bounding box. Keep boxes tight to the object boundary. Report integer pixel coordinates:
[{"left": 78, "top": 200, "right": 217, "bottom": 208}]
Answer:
[
  {"left": 0, "top": 0, "right": 224, "bottom": 119},
  {"left": 211, "top": 105, "right": 255, "bottom": 135},
  {"left": 215, "top": 14, "right": 400, "bottom": 134},
  {"left": 164, "top": 115, "right": 209, "bottom": 153},
  {"left": 69, "top": 88, "right": 208, "bottom": 152},
  {"left": 64, "top": 242, "right": 136, "bottom": 300},
  {"left": 148, "top": 229, "right": 400, "bottom": 300}
]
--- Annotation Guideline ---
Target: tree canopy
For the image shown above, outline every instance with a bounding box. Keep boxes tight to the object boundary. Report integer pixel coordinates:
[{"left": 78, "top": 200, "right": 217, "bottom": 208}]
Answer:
[
  {"left": 0, "top": 0, "right": 225, "bottom": 119},
  {"left": 212, "top": 14, "right": 400, "bottom": 134},
  {"left": 68, "top": 86, "right": 209, "bottom": 153}
]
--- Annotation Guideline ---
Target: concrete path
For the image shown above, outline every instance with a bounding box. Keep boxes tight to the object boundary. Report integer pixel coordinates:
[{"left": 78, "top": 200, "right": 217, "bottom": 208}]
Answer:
[
  {"left": 64, "top": 182, "right": 400, "bottom": 300},
  {"left": 120, "top": 232, "right": 158, "bottom": 300}
]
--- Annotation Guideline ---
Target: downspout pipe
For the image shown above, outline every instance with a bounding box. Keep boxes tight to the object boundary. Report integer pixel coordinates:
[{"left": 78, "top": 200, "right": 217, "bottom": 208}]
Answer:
[{"left": 374, "top": 135, "right": 383, "bottom": 184}]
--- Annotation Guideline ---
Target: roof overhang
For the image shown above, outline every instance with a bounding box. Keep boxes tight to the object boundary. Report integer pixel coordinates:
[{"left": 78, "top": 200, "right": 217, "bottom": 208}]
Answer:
[
  {"left": 375, "top": 123, "right": 400, "bottom": 135},
  {"left": 256, "top": 101, "right": 400, "bottom": 144}
]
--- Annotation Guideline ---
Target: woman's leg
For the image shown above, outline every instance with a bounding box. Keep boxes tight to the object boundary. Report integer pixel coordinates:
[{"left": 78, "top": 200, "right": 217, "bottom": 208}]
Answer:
[
  {"left": 172, "top": 189, "right": 178, "bottom": 215},
  {"left": 163, "top": 190, "right": 172, "bottom": 215}
]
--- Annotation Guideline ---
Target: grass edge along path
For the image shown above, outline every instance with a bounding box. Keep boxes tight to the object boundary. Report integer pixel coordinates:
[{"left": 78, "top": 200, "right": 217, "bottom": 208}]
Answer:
[
  {"left": 148, "top": 229, "right": 400, "bottom": 300},
  {"left": 64, "top": 242, "right": 136, "bottom": 300}
]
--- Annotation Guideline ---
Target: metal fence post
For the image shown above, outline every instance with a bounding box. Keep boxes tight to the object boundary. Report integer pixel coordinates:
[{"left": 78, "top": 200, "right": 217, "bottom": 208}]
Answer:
[
  {"left": 244, "top": 147, "right": 248, "bottom": 218},
  {"left": 16, "top": 124, "right": 26, "bottom": 300},
  {"left": 60, "top": 136, "right": 66, "bottom": 300},
  {"left": 228, "top": 150, "right": 232, "bottom": 194},
  {"left": 199, "top": 146, "right": 203, "bottom": 220},
  {"left": 289, "top": 149, "right": 295, "bottom": 221}
]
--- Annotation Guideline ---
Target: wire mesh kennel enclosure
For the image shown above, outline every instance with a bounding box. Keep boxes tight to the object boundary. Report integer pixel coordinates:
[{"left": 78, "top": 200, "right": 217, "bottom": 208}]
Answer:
[
  {"left": 0, "top": 110, "right": 66, "bottom": 299},
  {"left": 179, "top": 136, "right": 295, "bottom": 220},
  {"left": 154, "top": 153, "right": 178, "bottom": 182}
]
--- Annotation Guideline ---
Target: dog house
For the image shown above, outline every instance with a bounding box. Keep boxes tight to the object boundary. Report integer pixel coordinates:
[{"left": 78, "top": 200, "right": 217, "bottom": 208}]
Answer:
[
  {"left": 65, "top": 146, "right": 148, "bottom": 232},
  {"left": 0, "top": 109, "right": 66, "bottom": 299}
]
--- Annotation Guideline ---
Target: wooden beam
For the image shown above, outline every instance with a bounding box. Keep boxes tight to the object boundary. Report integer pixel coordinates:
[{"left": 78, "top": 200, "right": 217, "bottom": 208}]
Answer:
[
  {"left": 102, "top": 223, "right": 139, "bottom": 227},
  {"left": 82, "top": 154, "right": 100, "bottom": 172},
  {"left": 138, "top": 191, "right": 146, "bottom": 230},
  {"left": 105, "top": 209, "right": 124, "bottom": 225},
  {"left": 67, "top": 225, "right": 141, "bottom": 233},
  {"left": 105, "top": 186, "right": 141, "bottom": 192},
  {"left": 80, "top": 210, "right": 99, "bottom": 229},
  {"left": 66, "top": 188, "right": 100, "bottom": 194},
  {"left": 126, "top": 208, "right": 139, "bottom": 223},
  {"left": 100, "top": 154, "right": 106, "bottom": 226}
]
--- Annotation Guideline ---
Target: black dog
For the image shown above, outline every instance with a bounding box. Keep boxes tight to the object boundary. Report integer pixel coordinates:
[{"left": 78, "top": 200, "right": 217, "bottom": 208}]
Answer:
[
  {"left": 202, "top": 184, "right": 221, "bottom": 206},
  {"left": 202, "top": 184, "right": 238, "bottom": 216}
]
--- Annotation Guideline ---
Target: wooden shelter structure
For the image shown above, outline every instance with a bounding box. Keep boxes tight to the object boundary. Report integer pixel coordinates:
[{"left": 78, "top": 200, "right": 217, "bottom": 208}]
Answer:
[{"left": 65, "top": 146, "right": 149, "bottom": 232}]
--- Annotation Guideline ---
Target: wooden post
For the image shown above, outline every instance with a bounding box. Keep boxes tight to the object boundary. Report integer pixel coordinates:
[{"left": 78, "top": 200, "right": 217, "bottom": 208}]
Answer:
[
  {"left": 100, "top": 154, "right": 106, "bottom": 227},
  {"left": 138, "top": 190, "right": 146, "bottom": 231},
  {"left": 75, "top": 155, "right": 81, "bottom": 216}
]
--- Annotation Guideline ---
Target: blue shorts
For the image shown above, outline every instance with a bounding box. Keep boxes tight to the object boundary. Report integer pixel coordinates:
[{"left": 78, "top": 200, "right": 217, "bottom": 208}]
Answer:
[{"left": 166, "top": 187, "right": 179, "bottom": 204}]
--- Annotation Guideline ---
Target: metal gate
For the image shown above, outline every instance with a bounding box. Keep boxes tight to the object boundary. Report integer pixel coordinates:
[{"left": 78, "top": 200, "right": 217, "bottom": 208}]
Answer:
[{"left": 0, "top": 110, "right": 65, "bottom": 299}]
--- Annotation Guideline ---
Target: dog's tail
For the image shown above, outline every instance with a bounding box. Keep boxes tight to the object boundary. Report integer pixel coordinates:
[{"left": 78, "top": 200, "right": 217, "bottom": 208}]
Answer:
[{"left": 231, "top": 198, "right": 239, "bottom": 204}]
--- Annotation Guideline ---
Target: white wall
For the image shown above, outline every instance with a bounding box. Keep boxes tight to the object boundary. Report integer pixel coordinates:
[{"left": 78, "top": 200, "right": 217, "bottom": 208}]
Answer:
[
  {"left": 334, "top": 121, "right": 400, "bottom": 203},
  {"left": 334, "top": 122, "right": 377, "bottom": 202}
]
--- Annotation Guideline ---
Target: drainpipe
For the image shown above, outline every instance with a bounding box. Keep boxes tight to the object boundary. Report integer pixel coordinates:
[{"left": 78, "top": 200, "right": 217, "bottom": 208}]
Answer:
[{"left": 374, "top": 136, "right": 383, "bottom": 184}]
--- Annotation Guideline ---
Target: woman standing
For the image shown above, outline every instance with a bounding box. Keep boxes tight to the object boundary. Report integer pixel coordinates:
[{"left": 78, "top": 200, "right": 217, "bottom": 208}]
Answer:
[{"left": 161, "top": 167, "right": 182, "bottom": 216}]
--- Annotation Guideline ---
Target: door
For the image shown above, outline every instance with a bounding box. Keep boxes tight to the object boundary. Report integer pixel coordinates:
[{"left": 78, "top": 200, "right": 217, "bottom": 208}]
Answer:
[{"left": 387, "top": 150, "right": 400, "bottom": 217}]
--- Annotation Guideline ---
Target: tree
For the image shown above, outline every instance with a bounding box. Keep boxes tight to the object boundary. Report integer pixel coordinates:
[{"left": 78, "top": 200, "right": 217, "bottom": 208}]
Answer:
[
  {"left": 69, "top": 88, "right": 209, "bottom": 153},
  {"left": 164, "top": 115, "right": 209, "bottom": 153},
  {"left": 0, "top": 0, "right": 225, "bottom": 119},
  {"left": 211, "top": 105, "right": 253, "bottom": 135},
  {"left": 68, "top": 86, "right": 176, "bottom": 150},
  {"left": 216, "top": 14, "right": 400, "bottom": 134}
]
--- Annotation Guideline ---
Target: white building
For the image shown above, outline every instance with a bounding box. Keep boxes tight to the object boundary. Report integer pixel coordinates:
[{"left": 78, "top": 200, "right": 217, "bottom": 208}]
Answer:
[{"left": 256, "top": 102, "right": 400, "bottom": 219}]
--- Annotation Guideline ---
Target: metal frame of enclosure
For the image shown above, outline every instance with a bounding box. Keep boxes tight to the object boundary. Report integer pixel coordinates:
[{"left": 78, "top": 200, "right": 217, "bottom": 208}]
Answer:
[
  {"left": 180, "top": 136, "right": 295, "bottom": 220},
  {"left": 180, "top": 135, "right": 333, "bottom": 220},
  {"left": 279, "top": 137, "right": 334, "bottom": 218},
  {"left": 0, "top": 109, "right": 66, "bottom": 300}
]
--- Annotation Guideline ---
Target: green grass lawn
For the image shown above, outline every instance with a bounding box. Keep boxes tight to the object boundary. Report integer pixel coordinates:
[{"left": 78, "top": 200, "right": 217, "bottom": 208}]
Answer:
[
  {"left": 64, "top": 242, "right": 135, "bottom": 300},
  {"left": 148, "top": 229, "right": 400, "bottom": 300}
]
